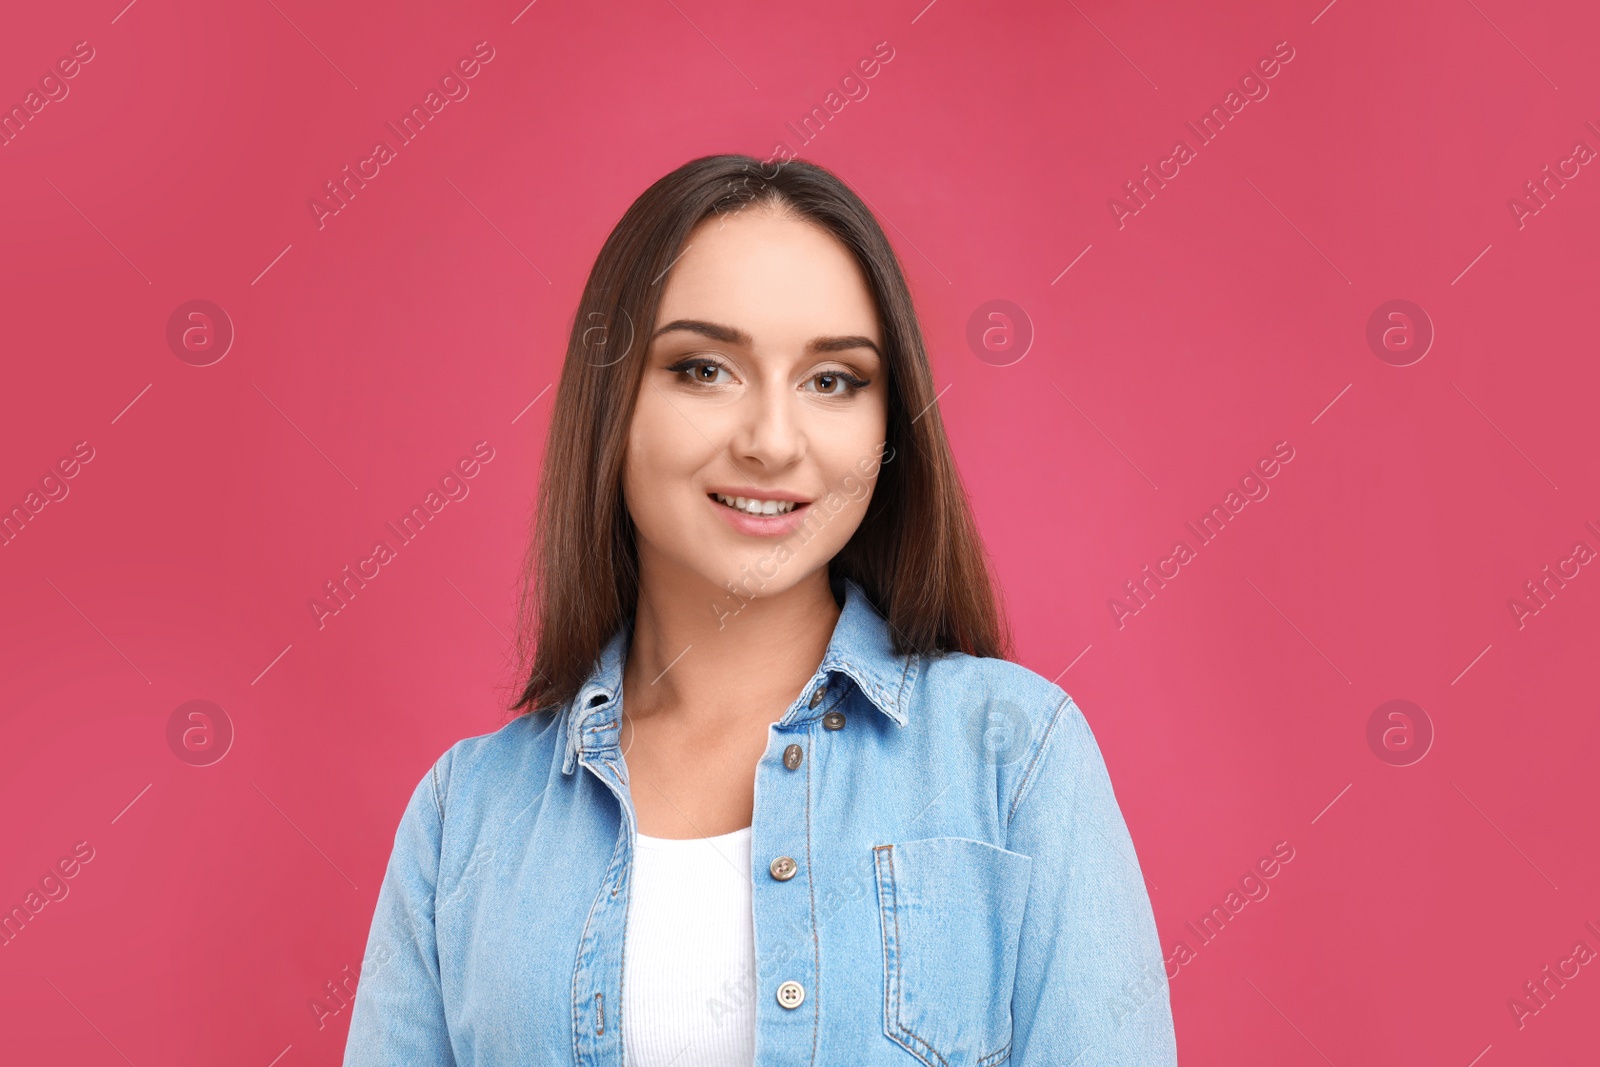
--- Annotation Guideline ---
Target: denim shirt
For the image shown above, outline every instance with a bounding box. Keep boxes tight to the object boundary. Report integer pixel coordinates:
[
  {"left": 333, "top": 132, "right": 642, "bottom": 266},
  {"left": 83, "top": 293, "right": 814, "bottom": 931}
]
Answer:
[{"left": 343, "top": 578, "right": 1178, "bottom": 1066}]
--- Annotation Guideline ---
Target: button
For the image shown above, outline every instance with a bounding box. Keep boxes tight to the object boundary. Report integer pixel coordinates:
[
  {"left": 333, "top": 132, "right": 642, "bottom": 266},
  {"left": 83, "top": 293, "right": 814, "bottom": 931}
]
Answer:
[
  {"left": 822, "top": 710, "right": 846, "bottom": 730},
  {"left": 808, "top": 686, "right": 827, "bottom": 709},
  {"left": 770, "top": 856, "right": 798, "bottom": 881},
  {"left": 783, "top": 743, "right": 803, "bottom": 770},
  {"left": 776, "top": 980, "right": 806, "bottom": 1009}
]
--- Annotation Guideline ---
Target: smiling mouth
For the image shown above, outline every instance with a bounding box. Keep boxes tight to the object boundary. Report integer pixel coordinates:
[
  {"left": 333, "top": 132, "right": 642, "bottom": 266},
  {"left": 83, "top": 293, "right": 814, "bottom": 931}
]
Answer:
[{"left": 710, "top": 492, "right": 804, "bottom": 517}]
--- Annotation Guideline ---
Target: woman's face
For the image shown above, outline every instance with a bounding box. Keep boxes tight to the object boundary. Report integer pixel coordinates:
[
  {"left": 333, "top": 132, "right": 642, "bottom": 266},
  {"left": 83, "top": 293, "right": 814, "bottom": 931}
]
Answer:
[{"left": 622, "top": 204, "right": 889, "bottom": 608}]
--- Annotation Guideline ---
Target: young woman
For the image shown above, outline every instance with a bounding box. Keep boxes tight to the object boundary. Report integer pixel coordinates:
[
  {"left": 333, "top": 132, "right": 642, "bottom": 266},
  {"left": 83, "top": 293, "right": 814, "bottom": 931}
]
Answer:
[{"left": 343, "top": 155, "right": 1177, "bottom": 1066}]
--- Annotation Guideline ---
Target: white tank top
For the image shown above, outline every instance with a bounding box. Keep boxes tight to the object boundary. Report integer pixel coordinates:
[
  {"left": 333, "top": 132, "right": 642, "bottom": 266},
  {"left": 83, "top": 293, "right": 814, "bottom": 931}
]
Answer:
[{"left": 622, "top": 826, "right": 757, "bottom": 1067}]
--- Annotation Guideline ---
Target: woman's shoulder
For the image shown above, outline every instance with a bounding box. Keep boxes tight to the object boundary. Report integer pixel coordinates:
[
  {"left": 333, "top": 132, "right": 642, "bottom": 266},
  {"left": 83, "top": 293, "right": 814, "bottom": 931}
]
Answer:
[
  {"left": 909, "top": 649, "right": 1100, "bottom": 816},
  {"left": 912, "top": 648, "right": 1079, "bottom": 727},
  {"left": 422, "top": 709, "right": 569, "bottom": 815}
]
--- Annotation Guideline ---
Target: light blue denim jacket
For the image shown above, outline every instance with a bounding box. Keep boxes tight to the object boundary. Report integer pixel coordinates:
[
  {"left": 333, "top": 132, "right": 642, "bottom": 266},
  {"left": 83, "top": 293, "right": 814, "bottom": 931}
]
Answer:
[{"left": 343, "top": 577, "right": 1177, "bottom": 1066}]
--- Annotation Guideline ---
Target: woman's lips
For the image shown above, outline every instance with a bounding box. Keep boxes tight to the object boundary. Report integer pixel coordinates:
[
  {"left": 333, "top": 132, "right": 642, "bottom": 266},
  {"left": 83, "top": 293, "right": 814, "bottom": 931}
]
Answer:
[{"left": 706, "top": 492, "right": 812, "bottom": 537}]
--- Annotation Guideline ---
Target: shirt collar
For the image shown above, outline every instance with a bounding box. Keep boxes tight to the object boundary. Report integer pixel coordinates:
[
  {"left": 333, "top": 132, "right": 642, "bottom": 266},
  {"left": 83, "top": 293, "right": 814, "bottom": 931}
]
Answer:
[{"left": 560, "top": 576, "right": 919, "bottom": 775}]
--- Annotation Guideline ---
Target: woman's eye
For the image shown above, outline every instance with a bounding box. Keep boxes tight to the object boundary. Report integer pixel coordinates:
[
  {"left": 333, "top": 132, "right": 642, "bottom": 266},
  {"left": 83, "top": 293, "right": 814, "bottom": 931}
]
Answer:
[
  {"left": 807, "top": 371, "right": 868, "bottom": 396},
  {"left": 667, "top": 358, "right": 732, "bottom": 385}
]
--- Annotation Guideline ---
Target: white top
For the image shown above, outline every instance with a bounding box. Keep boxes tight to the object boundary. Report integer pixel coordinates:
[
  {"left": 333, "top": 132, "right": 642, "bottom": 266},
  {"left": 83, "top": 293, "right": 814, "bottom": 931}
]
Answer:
[{"left": 622, "top": 826, "right": 758, "bottom": 1067}]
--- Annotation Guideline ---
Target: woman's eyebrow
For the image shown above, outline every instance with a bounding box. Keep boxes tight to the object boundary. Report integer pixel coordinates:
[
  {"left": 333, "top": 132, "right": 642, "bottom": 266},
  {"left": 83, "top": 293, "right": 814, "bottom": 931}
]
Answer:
[
  {"left": 652, "top": 319, "right": 882, "bottom": 357},
  {"left": 808, "top": 335, "right": 881, "bottom": 357}
]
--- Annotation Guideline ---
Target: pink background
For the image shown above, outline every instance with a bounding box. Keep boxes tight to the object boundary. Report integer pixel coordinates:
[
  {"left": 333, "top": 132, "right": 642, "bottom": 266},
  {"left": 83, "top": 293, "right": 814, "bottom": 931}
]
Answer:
[{"left": 2, "top": 0, "right": 1597, "bottom": 1063}]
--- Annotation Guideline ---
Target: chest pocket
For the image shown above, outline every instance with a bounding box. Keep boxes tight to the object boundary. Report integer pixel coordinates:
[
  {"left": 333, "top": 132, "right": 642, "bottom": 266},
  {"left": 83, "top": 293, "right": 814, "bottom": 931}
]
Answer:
[{"left": 872, "top": 837, "right": 1034, "bottom": 1067}]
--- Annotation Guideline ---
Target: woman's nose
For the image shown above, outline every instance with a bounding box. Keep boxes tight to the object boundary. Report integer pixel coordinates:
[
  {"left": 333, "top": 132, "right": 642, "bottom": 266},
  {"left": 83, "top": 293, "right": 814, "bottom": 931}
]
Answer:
[{"left": 729, "top": 382, "right": 806, "bottom": 470}]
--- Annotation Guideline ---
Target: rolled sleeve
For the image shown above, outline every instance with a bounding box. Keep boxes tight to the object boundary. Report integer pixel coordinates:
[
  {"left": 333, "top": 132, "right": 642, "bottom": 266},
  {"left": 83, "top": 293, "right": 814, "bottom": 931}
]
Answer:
[
  {"left": 1005, "top": 693, "right": 1178, "bottom": 1066},
  {"left": 343, "top": 759, "right": 457, "bottom": 1066}
]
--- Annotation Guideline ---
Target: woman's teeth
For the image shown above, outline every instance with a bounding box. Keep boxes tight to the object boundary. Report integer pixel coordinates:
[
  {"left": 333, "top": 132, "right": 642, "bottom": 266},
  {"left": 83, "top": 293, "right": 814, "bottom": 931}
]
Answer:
[{"left": 713, "top": 493, "right": 799, "bottom": 516}]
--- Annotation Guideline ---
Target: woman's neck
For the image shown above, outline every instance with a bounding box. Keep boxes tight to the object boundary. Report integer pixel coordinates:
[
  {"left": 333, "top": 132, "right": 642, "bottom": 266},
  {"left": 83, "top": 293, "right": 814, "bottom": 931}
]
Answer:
[{"left": 621, "top": 563, "right": 842, "bottom": 729}]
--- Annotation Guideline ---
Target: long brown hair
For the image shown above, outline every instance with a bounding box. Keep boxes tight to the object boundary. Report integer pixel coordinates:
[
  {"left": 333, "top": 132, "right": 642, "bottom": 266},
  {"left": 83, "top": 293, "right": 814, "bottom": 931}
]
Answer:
[{"left": 509, "top": 154, "right": 1010, "bottom": 716}]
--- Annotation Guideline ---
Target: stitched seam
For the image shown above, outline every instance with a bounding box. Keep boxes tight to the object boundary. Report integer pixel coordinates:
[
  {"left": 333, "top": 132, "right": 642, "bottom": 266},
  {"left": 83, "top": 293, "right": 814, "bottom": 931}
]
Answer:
[
  {"left": 571, "top": 762, "right": 630, "bottom": 1065},
  {"left": 616, "top": 794, "right": 632, "bottom": 1066},
  {"left": 875, "top": 844, "right": 948, "bottom": 1067},
  {"left": 429, "top": 762, "right": 444, "bottom": 823},
  {"left": 980, "top": 1038, "right": 1014, "bottom": 1066},
  {"left": 820, "top": 664, "right": 902, "bottom": 725},
  {"left": 896, "top": 1017, "right": 949, "bottom": 1065},
  {"left": 835, "top": 660, "right": 890, "bottom": 720},
  {"left": 891, "top": 835, "right": 1030, "bottom": 858},
  {"left": 1006, "top": 690, "right": 1074, "bottom": 829},
  {"left": 873, "top": 847, "right": 908, "bottom": 1062},
  {"left": 798, "top": 677, "right": 853, "bottom": 729},
  {"left": 893, "top": 651, "right": 919, "bottom": 723},
  {"left": 857, "top": 672, "right": 885, "bottom": 715},
  {"left": 805, "top": 721, "right": 820, "bottom": 1067},
  {"left": 879, "top": 840, "right": 1018, "bottom": 1067}
]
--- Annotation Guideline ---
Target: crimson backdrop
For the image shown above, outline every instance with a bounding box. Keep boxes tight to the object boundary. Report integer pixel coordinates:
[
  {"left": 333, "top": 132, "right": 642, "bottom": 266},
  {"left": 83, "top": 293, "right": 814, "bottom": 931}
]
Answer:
[{"left": 2, "top": 0, "right": 1598, "bottom": 1064}]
